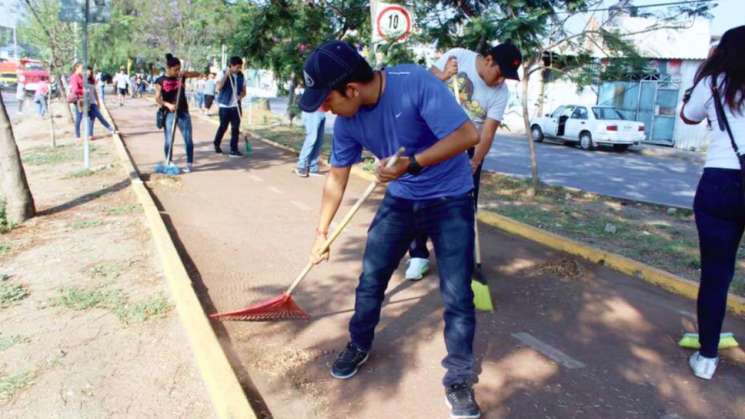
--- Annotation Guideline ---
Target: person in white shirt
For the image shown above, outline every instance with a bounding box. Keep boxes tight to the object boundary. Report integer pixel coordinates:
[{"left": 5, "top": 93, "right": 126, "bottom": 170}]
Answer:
[
  {"left": 405, "top": 41, "right": 523, "bottom": 280},
  {"left": 680, "top": 25, "right": 745, "bottom": 381},
  {"left": 16, "top": 66, "right": 26, "bottom": 114},
  {"left": 113, "top": 67, "right": 129, "bottom": 107}
]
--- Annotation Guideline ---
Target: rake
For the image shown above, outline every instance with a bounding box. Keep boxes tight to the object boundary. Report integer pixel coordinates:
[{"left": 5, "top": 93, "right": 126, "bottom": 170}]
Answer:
[
  {"left": 155, "top": 75, "right": 184, "bottom": 176},
  {"left": 211, "top": 147, "right": 405, "bottom": 321}
]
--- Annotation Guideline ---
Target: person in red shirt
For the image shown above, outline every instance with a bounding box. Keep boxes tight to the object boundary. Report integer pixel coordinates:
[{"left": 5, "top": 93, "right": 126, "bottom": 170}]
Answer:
[
  {"left": 69, "top": 63, "right": 114, "bottom": 140},
  {"left": 33, "top": 79, "right": 49, "bottom": 117}
]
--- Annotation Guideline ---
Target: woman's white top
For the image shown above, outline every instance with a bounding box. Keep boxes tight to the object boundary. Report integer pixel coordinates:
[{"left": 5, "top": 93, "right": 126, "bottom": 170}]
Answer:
[{"left": 684, "top": 75, "right": 745, "bottom": 169}]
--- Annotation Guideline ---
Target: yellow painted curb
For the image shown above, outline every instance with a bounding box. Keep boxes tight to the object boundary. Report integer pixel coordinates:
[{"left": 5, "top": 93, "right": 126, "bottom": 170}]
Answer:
[
  {"left": 101, "top": 102, "right": 256, "bottom": 419},
  {"left": 476, "top": 210, "right": 745, "bottom": 317}
]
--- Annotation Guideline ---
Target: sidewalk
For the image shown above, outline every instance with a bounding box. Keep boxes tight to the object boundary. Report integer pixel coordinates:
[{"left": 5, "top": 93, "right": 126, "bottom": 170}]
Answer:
[{"left": 110, "top": 97, "right": 745, "bottom": 419}]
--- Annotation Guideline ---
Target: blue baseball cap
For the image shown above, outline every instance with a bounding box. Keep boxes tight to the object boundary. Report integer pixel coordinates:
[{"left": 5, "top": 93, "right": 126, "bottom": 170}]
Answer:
[{"left": 299, "top": 41, "right": 368, "bottom": 112}]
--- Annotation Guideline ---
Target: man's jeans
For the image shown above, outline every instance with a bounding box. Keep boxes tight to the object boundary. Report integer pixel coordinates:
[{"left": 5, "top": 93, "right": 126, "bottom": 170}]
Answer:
[
  {"left": 75, "top": 104, "right": 113, "bottom": 138},
  {"left": 213, "top": 106, "right": 240, "bottom": 152},
  {"left": 164, "top": 110, "right": 194, "bottom": 164},
  {"left": 349, "top": 190, "right": 476, "bottom": 387},
  {"left": 297, "top": 111, "right": 326, "bottom": 173}
]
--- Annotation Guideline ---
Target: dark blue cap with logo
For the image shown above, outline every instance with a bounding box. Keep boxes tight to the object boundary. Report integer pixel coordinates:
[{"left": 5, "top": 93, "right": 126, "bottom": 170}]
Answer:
[{"left": 299, "top": 40, "right": 368, "bottom": 112}]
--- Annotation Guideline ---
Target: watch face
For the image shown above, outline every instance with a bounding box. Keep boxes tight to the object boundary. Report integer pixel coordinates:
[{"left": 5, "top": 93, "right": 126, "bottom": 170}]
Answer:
[{"left": 408, "top": 157, "right": 422, "bottom": 175}]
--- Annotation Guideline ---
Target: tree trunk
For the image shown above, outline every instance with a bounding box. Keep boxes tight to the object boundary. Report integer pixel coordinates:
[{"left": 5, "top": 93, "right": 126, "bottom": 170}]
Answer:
[
  {"left": 0, "top": 93, "right": 35, "bottom": 224},
  {"left": 287, "top": 78, "right": 297, "bottom": 126},
  {"left": 536, "top": 66, "right": 546, "bottom": 118},
  {"left": 48, "top": 92, "right": 56, "bottom": 148},
  {"left": 521, "top": 65, "right": 539, "bottom": 195},
  {"left": 57, "top": 72, "right": 75, "bottom": 124}
]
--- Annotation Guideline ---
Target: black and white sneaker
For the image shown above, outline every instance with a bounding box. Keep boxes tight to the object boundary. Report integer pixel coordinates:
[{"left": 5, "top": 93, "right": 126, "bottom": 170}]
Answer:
[
  {"left": 330, "top": 342, "right": 369, "bottom": 379},
  {"left": 228, "top": 150, "right": 243, "bottom": 158},
  {"left": 214, "top": 144, "right": 223, "bottom": 154},
  {"left": 445, "top": 383, "right": 481, "bottom": 419}
]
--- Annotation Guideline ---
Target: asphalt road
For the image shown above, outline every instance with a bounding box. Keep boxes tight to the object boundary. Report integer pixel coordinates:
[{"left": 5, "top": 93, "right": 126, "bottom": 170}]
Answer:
[
  {"left": 266, "top": 96, "right": 703, "bottom": 208},
  {"left": 2, "top": 89, "right": 21, "bottom": 121},
  {"left": 483, "top": 135, "right": 703, "bottom": 209}
]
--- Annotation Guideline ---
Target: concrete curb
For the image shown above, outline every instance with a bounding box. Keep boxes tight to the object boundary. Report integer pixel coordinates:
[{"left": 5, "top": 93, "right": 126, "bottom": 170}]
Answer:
[
  {"left": 101, "top": 101, "right": 256, "bottom": 419},
  {"left": 476, "top": 210, "right": 745, "bottom": 317},
  {"left": 241, "top": 124, "right": 745, "bottom": 318}
]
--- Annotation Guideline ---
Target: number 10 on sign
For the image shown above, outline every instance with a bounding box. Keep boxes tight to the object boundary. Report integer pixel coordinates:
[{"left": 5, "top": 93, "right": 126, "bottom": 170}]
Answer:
[{"left": 374, "top": 3, "right": 412, "bottom": 42}]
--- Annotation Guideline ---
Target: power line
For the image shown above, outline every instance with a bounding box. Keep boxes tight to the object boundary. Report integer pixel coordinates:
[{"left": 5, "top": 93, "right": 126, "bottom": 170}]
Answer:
[{"left": 556, "top": 0, "right": 716, "bottom": 14}]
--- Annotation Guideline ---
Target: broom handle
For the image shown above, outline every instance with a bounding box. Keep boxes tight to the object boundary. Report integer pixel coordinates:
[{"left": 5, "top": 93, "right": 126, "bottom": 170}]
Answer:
[
  {"left": 451, "top": 77, "right": 483, "bottom": 264},
  {"left": 474, "top": 215, "right": 481, "bottom": 265},
  {"left": 228, "top": 72, "right": 249, "bottom": 147},
  {"left": 286, "top": 147, "right": 406, "bottom": 295},
  {"left": 452, "top": 75, "right": 482, "bottom": 266}
]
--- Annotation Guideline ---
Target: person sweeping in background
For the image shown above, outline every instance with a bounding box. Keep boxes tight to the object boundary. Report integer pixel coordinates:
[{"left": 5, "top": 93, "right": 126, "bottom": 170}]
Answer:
[
  {"left": 404, "top": 41, "right": 521, "bottom": 283},
  {"left": 154, "top": 53, "right": 201, "bottom": 173},
  {"left": 680, "top": 25, "right": 745, "bottom": 380},
  {"left": 301, "top": 41, "right": 482, "bottom": 419},
  {"left": 213, "top": 56, "right": 246, "bottom": 157}
]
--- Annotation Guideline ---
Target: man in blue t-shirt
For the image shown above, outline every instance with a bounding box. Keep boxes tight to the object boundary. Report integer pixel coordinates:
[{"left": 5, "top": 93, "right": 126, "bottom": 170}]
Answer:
[{"left": 300, "top": 41, "right": 482, "bottom": 418}]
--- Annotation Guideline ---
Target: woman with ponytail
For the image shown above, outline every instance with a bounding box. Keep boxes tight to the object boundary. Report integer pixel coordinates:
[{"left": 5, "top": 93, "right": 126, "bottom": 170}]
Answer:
[
  {"left": 154, "top": 53, "right": 201, "bottom": 172},
  {"left": 681, "top": 25, "right": 745, "bottom": 380}
]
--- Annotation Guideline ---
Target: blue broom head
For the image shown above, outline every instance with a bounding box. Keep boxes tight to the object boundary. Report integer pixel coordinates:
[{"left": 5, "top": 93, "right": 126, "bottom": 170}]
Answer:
[{"left": 154, "top": 162, "right": 181, "bottom": 176}]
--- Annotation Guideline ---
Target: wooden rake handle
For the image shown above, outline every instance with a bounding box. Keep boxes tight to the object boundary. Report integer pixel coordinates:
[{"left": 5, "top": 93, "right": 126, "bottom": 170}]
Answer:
[{"left": 286, "top": 147, "right": 406, "bottom": 295}]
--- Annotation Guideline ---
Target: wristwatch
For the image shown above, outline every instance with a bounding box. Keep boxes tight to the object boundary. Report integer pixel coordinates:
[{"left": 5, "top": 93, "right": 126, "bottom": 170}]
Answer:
[{"left": 407, "top": 155, "right": 423, "bottom": 176}]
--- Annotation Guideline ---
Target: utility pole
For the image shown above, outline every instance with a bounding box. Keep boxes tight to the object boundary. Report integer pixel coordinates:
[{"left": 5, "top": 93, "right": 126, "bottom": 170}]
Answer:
[
  {"left": 12, "top": 26, "right": 17, "bottom": 60},
  {"left": 368, "top": 0, "right": 376, "bottom": 67},
  {"left": 82, "top": 0, "right": 90, "bottom": 169}
]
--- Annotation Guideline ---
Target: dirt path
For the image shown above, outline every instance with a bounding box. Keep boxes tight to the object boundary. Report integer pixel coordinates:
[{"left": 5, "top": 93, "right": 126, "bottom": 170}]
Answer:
[
  {"left": 110, "top": 97, "right": 745, "bottom": 419},
  {"left": 1, "top": 103, "right": 214, "bottom": 418}
]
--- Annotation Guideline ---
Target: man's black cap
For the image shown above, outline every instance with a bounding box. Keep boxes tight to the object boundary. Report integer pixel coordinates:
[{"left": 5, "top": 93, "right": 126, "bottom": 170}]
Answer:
[
  {"left": 488, "top": 41, "right": 522, "bottom": 81},
  {"left": 299, "top": 40, "right": 367, "bottom": 112}
]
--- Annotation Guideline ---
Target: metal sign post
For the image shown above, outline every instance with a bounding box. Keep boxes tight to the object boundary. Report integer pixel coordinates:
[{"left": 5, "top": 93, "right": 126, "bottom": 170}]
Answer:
[
  {"left": 60, "top": 0, "right": 110, "bottom": 169},
  {"left": 82, "top": 0, "right": 90, "bottom": 169},
  {"left": 369, "top": 0, "right": 377, "bottom": 67}
]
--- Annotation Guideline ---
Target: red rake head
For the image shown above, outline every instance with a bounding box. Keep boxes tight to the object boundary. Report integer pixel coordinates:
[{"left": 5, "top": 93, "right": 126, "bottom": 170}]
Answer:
[{"left": 210, "top": 293, "right": 310, "bottom": 321}]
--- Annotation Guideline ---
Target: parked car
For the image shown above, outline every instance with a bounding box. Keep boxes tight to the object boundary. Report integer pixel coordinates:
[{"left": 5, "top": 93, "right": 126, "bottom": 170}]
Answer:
[{"left": 530, "top": 105, "right": 646, "bottom": 151}]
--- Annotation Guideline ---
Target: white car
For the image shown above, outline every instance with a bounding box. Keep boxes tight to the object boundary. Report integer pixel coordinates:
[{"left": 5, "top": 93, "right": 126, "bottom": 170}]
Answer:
[{"left": 530, "top": 105, "right": 645, "bottom": 151}]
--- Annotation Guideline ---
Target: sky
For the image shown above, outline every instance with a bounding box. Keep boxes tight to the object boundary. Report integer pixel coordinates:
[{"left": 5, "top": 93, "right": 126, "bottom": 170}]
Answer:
[{"left": 597, "top": 0, "right": 744, "bottom": 35}]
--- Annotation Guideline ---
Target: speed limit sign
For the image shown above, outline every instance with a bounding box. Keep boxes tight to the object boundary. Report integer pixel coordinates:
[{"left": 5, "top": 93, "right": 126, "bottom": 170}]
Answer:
[{"left": 374, "top": 4, "right": 412, "bottom": 42}]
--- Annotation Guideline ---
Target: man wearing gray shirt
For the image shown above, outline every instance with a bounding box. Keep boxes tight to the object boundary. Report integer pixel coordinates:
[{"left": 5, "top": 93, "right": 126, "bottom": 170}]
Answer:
[{"left": 406, "top": 41, "right": 522, "bottom": 280}]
